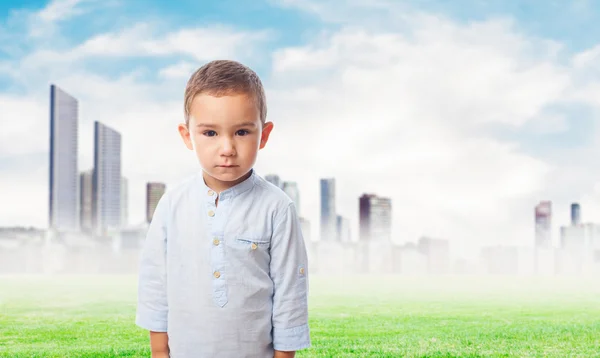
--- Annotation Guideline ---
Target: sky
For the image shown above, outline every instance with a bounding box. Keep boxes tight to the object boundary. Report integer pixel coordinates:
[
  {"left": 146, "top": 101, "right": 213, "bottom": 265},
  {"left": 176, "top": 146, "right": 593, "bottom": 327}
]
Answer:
[{"left": 2, "top": 0, "right": 600, "bottom": 258}]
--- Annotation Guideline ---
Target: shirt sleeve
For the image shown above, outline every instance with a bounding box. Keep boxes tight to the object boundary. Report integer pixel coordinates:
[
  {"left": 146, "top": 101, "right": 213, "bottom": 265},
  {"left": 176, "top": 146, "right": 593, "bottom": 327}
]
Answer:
[
  {"left": 269, "top": 202, "right": 311, "bottom": 351},
  {"left": 135, "top": 195, "right": 169, "bottom": 332}
]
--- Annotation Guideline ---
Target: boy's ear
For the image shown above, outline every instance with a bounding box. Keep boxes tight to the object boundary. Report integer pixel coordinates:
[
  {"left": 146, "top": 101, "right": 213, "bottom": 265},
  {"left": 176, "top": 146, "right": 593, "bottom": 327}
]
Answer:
[
  {"left": 259, "top": 121, "right": 274, "bottom": 150},
  {"left": 178, "top": 123, "right": 194, "bottom": 151}
]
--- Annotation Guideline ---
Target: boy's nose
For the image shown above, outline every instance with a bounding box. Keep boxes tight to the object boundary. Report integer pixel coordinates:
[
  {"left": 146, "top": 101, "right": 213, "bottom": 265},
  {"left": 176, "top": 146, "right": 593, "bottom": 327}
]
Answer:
[{"left": 220, "top": 139, "right": 236, "bottom": 156}]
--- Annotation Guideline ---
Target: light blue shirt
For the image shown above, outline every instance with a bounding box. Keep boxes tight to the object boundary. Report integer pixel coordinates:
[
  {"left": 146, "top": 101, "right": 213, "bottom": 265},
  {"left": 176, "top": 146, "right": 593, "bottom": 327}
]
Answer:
[{"left": 135, "top": 169, "right": 311, "bottom": 357}]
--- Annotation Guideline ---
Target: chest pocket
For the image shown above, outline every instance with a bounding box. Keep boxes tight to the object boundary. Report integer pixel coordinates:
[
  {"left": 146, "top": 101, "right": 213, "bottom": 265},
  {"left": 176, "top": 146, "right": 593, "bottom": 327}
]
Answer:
[
  {"left": 227, "top": 233, "right": 270, "bottom": 250},
  {"left": 225, "top": 233, "right": 271, "bottom": 266}
]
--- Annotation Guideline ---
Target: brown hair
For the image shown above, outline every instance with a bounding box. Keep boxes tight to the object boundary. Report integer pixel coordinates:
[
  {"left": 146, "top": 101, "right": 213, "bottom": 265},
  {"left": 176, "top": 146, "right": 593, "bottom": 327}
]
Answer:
[{"left": 184, "top": 60, "right": 267, "bottom": 125}]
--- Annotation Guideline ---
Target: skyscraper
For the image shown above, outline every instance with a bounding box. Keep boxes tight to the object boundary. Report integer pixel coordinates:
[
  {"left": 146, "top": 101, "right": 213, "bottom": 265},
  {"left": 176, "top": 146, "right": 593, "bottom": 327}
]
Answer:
[
  {"left": 147, "top": 182, "right": 166, "bottom": 223},
  {"left": 49, "top": 84, "right": 79, "bottom": 232},
  {"left": 283, "top": 181, "right": 300, "bottom": 213},
  {"left": 336, "top": 214, "right": 351, "bottom": 242},
  {"left": 320, "top": 178, "right": 336, "bottom": 241},
  {"left": 534, "top": 201, "right": 552, "bottom": 249},
  {"left": 79, "top": 170, "right": 93, "bottom": 233},
  {"left": 265, "top": 174, "right": 283, "bottom": 189},
  {"left": 359, "top": 193, "right": 392, "bottom": 241},
  {"left": 93, "top": 121, "right": 122, "bottom": 236},
  {"left": 571, "top": 203, "right": 581, "bottom": 226}
]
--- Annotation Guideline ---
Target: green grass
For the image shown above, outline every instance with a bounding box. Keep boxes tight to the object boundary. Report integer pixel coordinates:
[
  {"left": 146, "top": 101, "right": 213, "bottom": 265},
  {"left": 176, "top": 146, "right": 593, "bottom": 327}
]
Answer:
[{"left": 1, "top": 274, "right": 599, "bottom": 357}]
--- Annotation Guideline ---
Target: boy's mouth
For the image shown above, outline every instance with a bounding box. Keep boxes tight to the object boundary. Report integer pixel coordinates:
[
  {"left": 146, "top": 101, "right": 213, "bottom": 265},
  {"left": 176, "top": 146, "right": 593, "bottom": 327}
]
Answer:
[{"left": 218, "top": 165, "right": 239, "bottom": 168}]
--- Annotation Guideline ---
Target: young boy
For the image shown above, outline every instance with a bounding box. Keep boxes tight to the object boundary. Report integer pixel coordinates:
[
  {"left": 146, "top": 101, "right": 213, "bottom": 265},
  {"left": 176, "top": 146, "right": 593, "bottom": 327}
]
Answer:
[{"left": 135, "top": 60, "right": 310, "bottom": 358}]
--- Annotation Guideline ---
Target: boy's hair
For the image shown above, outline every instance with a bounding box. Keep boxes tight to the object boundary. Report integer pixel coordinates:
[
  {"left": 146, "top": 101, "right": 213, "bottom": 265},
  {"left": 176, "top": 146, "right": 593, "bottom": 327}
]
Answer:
[{"left": 184, "top": 60, "right": 267, "bottom": 125}]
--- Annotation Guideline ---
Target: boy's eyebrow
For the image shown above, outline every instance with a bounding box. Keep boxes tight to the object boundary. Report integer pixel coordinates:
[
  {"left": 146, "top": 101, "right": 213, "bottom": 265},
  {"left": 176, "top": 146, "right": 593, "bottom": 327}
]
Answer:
[
  {"left": 235, "top": 122, "right": 258, "bottom": 128},
  {"left": 196, "top": 122, "right": 257, "bottom": 128},
  {"left": 196, "top": 123, "right": 218, "bottom": 128}
]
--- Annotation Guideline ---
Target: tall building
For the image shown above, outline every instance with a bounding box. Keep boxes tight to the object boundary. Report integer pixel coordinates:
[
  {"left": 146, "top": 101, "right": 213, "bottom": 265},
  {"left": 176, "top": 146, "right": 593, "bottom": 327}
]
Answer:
[
  {"left": 571, "top": 203, "right": 581, "bottom": 226},
  {"left": 336, "top": 214, "right": 351, "bottom": 242},
  {"left": 359, "top": 193, "right": 392, "bottom": 241},
  {"left": 283, "top": 181, "right": 300, "bottom": 213},
  {"left": 121, "top": 177, "right": 128, "bottom": 228},
  {"left": 534, "top": 201, "right": 552, "bottom": 249},
  {"left": 320, "top": 178, "right": 336, "bottom": 241},
  {"left": 79, "top": 170, "right": 93, "bottom": 233},
  {"left": 265, "top": 174, "right": 283, "bottom": 189},
  {"left": 93, "top": 121, "right": 122, "bottom": 236},
  {"left": 147, "top": 182, "right": 166, "bottom": 223},
  {"left": 49, "top": 84, "right": 79, "bottom": 232}
]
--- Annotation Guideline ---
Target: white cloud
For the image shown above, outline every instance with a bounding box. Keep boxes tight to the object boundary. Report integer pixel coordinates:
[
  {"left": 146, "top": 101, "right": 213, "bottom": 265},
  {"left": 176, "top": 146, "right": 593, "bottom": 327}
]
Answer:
[
  {"left": 4, "top": 2, "right": 600, "bottom": 261},
  {"left": 159, "top": 61, "right": 197, "bottom": 80},
  {"left": 261, "top": 14, "right": 596, "bottom": 256}
]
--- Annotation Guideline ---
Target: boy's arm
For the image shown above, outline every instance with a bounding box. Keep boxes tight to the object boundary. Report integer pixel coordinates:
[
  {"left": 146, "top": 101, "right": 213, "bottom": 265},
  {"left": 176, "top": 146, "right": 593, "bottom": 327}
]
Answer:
[
  {"left": 269, "top": 202, "right": 311, "bottom": 354},
  {"left": 150, "top": 331, "right": 170, "bottom": 358},
  {"left": 135, "top": 196, "right": 170, "bottom": 349}
]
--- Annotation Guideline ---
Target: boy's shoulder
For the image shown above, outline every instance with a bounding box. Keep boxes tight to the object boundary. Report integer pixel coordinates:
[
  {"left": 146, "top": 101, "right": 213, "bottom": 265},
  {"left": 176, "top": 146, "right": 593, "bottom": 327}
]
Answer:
[{"left": 252, "top": 173, "right": 294, "bottom": 209}]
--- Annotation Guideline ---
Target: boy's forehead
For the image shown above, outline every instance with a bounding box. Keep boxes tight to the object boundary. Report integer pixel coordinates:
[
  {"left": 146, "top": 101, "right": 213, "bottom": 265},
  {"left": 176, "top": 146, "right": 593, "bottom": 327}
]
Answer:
[{"left": 189, "top": 93, "right": 260, "bottom": 124}]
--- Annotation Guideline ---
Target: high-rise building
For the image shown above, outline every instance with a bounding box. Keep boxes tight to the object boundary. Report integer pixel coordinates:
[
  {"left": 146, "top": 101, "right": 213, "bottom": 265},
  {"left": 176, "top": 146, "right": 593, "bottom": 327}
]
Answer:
[
  {"left": 93, "top": 121, "right": 122, "bottom": 236},
  {"left": 534, "top": 201, "right": 552, "bottom": 249},
  {"left": 283, "top": 181, "right": 300, "bottom": 213},
  {"left": 320, "top": 178, "right": 336, "bottom": 241},
  {"left": 571, "top": 203, "right": 581, "bottom": 226},
  {"left": 359, "top": 193, "right": 392, "bottom": 241},
  {"left": 121, "top": 177, "right": 128, "bottom": 228},
  {"left": 265, "top": 174, "right": 283, "bottom": 189},
  {"left": 147, "top": 182, "right": 166, "bottom": 223},
  {"left": 336, "top": 214, "right": 351, "bottom": 242},
  {"left": 49, "top": 84, "right": 79, "bottom": 232},
  {"left": 79, "top": 170, "right": 93, "bottom": 233}
]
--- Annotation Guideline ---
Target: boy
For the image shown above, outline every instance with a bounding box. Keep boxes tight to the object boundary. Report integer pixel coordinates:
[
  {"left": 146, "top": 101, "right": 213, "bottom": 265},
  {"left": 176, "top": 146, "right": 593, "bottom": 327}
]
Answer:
[{"left": 135, "top": 60, "right": 310, "bottom": 358}]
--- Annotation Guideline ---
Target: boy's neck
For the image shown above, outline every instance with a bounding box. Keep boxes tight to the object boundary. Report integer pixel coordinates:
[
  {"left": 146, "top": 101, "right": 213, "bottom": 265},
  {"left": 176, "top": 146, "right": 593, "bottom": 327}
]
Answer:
[{"left": 202, "top": 169, "right": 253, "bottom": 194}]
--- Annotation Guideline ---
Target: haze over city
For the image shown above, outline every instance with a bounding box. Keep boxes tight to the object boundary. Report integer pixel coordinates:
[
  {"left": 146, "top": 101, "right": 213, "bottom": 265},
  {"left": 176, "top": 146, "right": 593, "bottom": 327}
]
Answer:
[{"left": 2, "top": 0, "right": 600, "bottom": 270}]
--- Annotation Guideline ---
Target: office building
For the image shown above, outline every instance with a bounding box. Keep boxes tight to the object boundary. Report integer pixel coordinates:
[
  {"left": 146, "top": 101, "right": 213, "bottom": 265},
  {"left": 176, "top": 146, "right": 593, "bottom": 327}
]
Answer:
[
  {"left": 48, "top": 84, "right": 79, "bottom": 231},
  {"left": 93, "top": 121, "right": 122, "bottom": 236},
  {"left": 359, "top": 193, "right": 392, "bottom": 241},
  {"left": 79, "top": 170, "right": 93, "bottom": 233},
  {"left": 320, "top": 178, "right": 336, "bottom": 241},
  {"left": 534, "top": 201, "right": 552, "bottom": 249},
  {"left": 571, "top": 203, "right": 581, "bottom": 226},
  {"left": 147, "top": 182, "right": 166, "bottom": 223}
]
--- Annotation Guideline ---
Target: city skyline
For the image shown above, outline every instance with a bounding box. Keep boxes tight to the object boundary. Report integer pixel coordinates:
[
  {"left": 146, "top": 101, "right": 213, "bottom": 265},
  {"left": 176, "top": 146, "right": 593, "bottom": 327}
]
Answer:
[{"left": 5, "top": 1, "right": 600, "bottom": 259}]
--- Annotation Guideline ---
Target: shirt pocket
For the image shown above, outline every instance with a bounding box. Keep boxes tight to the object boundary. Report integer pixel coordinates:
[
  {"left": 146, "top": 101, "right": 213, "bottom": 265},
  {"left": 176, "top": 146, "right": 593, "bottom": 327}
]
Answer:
[{"left": 228, "top": 233, "right": 271, "bottom": 250}]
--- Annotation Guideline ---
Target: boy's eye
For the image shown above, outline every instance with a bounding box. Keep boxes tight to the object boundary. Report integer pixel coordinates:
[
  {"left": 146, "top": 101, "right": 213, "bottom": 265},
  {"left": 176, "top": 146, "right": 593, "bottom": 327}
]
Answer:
[
  {"left": 236, "top": 129, "right": 250, "bottom": 136},
  {"left": 203, "top": 130, "right": 217, "bottom": 137}
]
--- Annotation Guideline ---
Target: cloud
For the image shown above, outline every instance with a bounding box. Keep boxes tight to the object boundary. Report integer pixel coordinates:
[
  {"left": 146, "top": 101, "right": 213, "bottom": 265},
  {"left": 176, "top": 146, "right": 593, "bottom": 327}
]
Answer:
[
  {"left": 3, "top": 1, "right": 600, "bottom": 261},
  {"left": 260, "top": 13, "right": 599, "bottom": 255}
]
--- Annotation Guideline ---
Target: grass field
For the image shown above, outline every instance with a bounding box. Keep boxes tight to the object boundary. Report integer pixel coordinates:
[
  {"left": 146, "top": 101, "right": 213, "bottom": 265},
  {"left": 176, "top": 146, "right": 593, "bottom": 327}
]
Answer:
[{"left": 0, "top": 274, "right": 599, "bottom": 357}]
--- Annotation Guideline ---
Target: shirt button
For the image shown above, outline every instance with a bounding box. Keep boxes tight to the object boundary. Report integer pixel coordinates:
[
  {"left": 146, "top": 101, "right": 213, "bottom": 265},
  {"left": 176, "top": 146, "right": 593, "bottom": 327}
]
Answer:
[
  {"left": 208, "top": 190, "right": 215, "bottom": 196},
  {"left": 299, "top": 267, "right": 305, "bottom": 275},
  {"left": 213, "top": 238, "right": 220, "bottom": 246},
  {"left": 251, "top": 243, "right": 258, "bottom": 250},
  {"left": 213, "top": 271, "right": 221, "bottom": 278},
  {"left": 208, "top": 210, "right": 215, "bottom": 217}
]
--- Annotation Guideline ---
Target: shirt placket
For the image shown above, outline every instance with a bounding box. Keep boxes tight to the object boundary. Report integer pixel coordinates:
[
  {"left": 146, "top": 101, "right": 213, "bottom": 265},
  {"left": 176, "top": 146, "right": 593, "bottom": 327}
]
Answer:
[{"left": 205, "top": 188, "right": 229, "bottom": 307}]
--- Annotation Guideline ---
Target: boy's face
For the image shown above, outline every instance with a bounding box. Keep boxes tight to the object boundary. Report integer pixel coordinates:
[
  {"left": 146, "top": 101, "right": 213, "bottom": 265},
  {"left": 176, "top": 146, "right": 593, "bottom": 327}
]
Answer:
[{"left": 178, "top": 93, "right": 273, "bottom": 192}]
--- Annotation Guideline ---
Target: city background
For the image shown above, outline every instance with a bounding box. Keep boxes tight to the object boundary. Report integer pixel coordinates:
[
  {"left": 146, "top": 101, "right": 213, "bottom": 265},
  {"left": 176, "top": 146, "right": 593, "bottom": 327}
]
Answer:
[
  {"left": 3, "top": 0, "right": 600, "bottom": 277},
  {"left": 0, "top": 83, "right": 599, "bottom": 276}
]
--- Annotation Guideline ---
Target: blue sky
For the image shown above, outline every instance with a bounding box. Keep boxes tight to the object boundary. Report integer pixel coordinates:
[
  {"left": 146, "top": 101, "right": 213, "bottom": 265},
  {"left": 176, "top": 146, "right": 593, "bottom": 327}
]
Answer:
[{"left": 2, "top": 0, "right": 600, "bottom": 257}]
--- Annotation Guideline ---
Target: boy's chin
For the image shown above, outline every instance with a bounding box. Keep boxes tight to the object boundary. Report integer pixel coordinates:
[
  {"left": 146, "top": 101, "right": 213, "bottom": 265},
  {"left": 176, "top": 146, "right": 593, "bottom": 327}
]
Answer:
[{"left": 203, "top": 168, "right": 250, "bottom": 182}]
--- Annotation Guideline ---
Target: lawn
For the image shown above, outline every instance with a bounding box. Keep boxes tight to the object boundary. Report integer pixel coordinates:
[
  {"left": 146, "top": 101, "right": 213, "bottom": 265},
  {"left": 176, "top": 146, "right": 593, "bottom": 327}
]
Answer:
[{"left": 0, "top": 274, "right": 599, "bottom": 357}]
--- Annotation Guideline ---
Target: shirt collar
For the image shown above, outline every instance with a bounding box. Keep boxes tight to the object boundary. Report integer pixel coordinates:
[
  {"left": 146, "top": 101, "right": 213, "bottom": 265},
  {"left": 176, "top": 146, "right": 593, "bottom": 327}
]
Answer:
[{"left": 199, "top": 168, "right": 257, "bottom": 201}]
